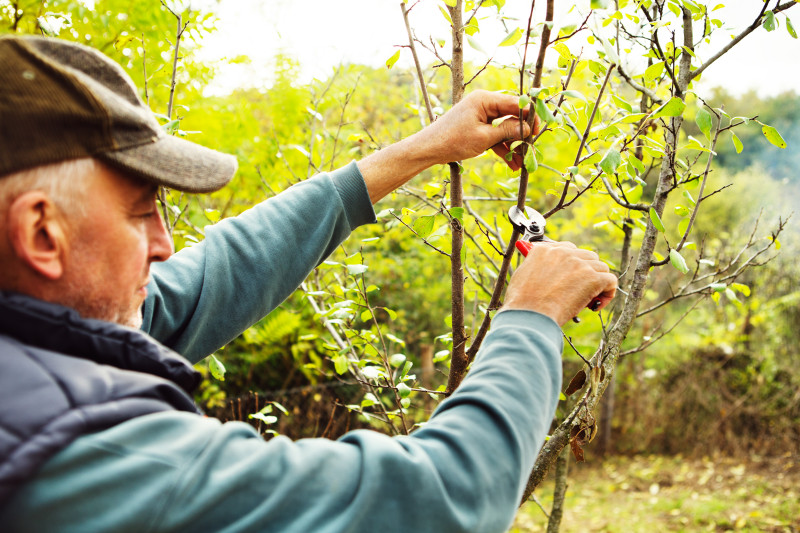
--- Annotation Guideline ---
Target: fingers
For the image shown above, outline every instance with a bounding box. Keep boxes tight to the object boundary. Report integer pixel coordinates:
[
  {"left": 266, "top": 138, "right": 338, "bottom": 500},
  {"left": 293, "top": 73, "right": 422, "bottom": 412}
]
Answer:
[
  {"left": 590, "top": 273, "right": 619, "bottom": 310},
  {"left": 472, "top": 90, "right": 528, "bottom": 120},
  {"left": 490, "top": 142, "right": 523, "bottom": 171},
  {"left": 503, "top": 240, "right": 619, "bottom": 325}
]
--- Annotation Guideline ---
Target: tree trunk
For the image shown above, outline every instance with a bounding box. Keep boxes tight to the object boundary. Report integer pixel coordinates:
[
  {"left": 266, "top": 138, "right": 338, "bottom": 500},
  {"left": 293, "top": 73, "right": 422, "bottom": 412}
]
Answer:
[
  {"left": 597, "top": 374, "right": 616, "bottom": 456},
  {"left": 546, "top": 447, "right": 570, "bottom": 533},
  {"left": 445, "top": 0, "right": 467, "bottom": 396}
]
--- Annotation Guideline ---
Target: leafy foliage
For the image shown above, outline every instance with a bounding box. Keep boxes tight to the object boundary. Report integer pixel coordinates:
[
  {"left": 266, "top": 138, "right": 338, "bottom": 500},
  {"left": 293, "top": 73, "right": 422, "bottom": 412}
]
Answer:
[{"left": 7, "top": 0, "right": 798, "bottom": 499}]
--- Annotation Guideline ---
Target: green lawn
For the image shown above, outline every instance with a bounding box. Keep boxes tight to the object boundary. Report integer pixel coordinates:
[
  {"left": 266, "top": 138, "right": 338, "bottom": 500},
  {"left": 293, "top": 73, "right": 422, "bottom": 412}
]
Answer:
[{"left": 512, "top": 454, "right": 799, "bottom": 532}]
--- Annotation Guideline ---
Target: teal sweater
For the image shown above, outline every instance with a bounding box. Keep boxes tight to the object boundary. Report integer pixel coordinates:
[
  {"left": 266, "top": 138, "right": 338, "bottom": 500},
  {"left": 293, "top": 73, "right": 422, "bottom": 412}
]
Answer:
[{"left": 1, "top": 163, "right": 563, "bottom": 532}]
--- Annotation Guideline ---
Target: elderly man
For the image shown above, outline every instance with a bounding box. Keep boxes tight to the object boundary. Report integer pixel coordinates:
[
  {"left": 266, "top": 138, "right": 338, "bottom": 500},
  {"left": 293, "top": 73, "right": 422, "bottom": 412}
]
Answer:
[{"left": 0, "top": 36, "right": 616, "bottom": 532}]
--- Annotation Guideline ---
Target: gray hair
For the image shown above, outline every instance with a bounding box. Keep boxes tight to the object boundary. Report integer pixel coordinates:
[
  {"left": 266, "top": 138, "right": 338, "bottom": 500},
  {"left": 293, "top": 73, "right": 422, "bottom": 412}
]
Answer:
[{"left": 0, "top": 158, "right": 95, "bottom": 219}]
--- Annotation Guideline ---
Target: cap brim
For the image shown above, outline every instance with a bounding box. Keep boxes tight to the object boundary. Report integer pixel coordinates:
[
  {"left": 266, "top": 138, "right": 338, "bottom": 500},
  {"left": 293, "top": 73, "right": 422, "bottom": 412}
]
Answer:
[{"left": 98, "top": 135, "right": 237, "bottom": 193}]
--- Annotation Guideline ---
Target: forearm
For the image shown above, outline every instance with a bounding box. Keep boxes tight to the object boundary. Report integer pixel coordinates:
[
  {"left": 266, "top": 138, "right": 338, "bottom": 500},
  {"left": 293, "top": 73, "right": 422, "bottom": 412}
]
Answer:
[
  {"left": 358, "top": 90, "right": 532, "bottom": 204},
  {"left": 356, "top": 129, "right": 441, "bottom": 204},
  {"left": 142, "top": 163, "right": 375, "bottom": 361}
]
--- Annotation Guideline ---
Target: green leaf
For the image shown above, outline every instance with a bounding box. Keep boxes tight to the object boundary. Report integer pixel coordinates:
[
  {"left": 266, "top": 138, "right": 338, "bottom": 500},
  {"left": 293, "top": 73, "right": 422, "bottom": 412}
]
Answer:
[
  {"left": 524, "top": 148, "right": 538, "bottom": 173},
  {"left": 400, "top": 360, "right": 413, "bottom": 380},
  {"left": 360, "top": 309, "right": 373, "bottom": 322},
  {"left": 674, "top": 205, "right": 690, "bottom": 217},
  {"left": 208, "top": 354, "right": 226, "bottom": 381},
  {"left": 518, "top": 94, "right": 531, "bottom": 109},
  {"left": 413, "top": 215, "right": 436, "bottom": 238},
  {"left": 443, "top": 0, "right": 456, "bottom": 6},
  {"left": 397, "top": 382, "right": 412, "bottom": 398},
  {"left": 560, "top": 90, "right": 587, "bottom": 102},
  {"left": 390, "top": 353, "right": 407, "bottom": 367},
  {"left": 599, "top": 148, "right": 622, "bottom": 175},
  {"left": 644, "top": 61, "right": 665, "bottom": 83},
  {"left": 682, "top": 190, "right": 696, "bottom": 206},
  {"left": 629, "top": 155, "right": 645, "bottom": 174},
  {"left": 731, "top": 283, "right": 751, "bottom": 297},
  {"left": 362, "top": 366, "right": 382, "bottom": 380},
  {"left": 449, "top": 207, "right": 465, "bottom": 222},
  {"left": 667, "top": 1, "right": 681, "bottom": 18},
  {"left": 333, "top": 354, "right": 348, "bottom": 375},
  {"left": 385, "top": 49, "right": 401, "bottom": 69},
  {"left": 710, "top": 283, "right": 726, "bottom": 293},
  {"left": 491, "top": 115, "right": 514, "bottom": 128},
  {"left": 678, "top": 217, "right": 690, "bottom": 238},
  {"left": 763, "top": 10, "right": 776, "bottom": 32},
  {"left": 731, "top": 131, "right": 743, "bottom": 153},
  {"left": 249, "top": 412, "right": 278, "bottom": 425},
  {"left": 653, "top": 97, "right": 686, "bottom": 118},
  {"left": 346, "top": 264, "right": 368, "bottom": 275},
  {"left": 619, "top": 112, "right": 648, "bottom": 124},
  {"left": 695, "top": 108, "right": 712, "bottom": 139},
  {"left": 761, "top": 124, "right": 787, "bottom": 148},
  {"left": 669, "top": 249, "right": 690, "bottom": 274},
  {"left": 466, "top": 34, "right": 487, "bottom": 54},
  {"left": 612, "top": 94, "right": 633, "bottom": 113},
  {"left": 787, "top": 17, "right": 797, "bottom": 38},
  {"left": 361, "top": 393, "right": 378, "bottom": 408},
  {"left": 649, "top": 208, "right": 665, "bottom": 233},
  {"left": 271, "top": 402, "right": 289, "bottom": 415},
  {"left": 535, "top": 98, "right": 557, "bottom": 123},
  {"left": 438, "top": 5, "right": 452, "bottom": 24},
  {"left": 498, "top": 27, "right": 523, "bottom": 47}
]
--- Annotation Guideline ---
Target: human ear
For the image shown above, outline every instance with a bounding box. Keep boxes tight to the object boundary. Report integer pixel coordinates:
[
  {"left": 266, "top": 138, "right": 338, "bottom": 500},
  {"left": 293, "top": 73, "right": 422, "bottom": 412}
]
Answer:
[{"left": 6, "top": 191, "right": 67, "bottom": 280}]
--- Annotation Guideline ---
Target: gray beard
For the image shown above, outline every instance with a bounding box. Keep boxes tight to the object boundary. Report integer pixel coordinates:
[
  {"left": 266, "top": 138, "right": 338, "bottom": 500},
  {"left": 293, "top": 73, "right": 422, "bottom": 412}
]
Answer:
[{"left": 60, "top": 277, "right": 144, "bottom": 329}]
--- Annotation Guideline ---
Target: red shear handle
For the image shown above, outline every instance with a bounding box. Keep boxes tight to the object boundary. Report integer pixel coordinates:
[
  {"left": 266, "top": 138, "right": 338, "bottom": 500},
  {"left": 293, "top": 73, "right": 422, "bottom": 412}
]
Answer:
[
  {"left": 515, "top": 240, "right": 533, "bottom": 257},
  {"left": 515, "top": 240, "right": 603, "bottom": 313}
]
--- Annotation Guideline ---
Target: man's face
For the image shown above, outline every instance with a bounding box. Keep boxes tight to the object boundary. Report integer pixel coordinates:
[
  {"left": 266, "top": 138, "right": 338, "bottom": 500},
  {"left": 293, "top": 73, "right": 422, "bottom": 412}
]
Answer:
[{"left": 60, "top": 164, "right": 173, "bottom": 328}]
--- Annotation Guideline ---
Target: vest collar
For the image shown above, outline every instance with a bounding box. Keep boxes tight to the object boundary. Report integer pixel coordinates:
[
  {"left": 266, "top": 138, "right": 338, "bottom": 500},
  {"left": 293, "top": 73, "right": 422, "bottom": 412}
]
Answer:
[{"left": 0, "top": 291, "right": 200, "bottom": 394}]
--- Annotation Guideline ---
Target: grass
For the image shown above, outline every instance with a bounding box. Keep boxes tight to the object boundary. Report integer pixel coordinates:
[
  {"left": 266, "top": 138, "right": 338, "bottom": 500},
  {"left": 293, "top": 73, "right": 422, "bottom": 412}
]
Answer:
[{"left": 512, "top": 454, "right": 799, "bottom": 532}]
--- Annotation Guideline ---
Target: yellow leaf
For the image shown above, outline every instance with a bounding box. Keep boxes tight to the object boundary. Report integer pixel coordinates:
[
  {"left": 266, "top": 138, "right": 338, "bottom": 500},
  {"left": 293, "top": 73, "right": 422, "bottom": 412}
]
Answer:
[
  {"left": 385, "top": 49, "right": 401, "bottom": 69},
  {"left": 498, "top": 27, "right": 523, "bottom": 47}
]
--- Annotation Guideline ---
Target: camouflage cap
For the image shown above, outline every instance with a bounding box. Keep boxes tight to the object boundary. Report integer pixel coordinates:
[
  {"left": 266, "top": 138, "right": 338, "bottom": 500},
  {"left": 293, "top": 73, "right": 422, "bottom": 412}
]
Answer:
[{"left": 0, "top": 35, "right": 236, "bottom": 193}]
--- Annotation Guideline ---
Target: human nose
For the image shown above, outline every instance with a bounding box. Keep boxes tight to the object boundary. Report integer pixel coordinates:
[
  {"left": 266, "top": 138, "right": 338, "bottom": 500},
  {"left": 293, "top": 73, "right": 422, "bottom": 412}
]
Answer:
[{"left": 148, "top": 210, "right": 174, "bottom": 263}]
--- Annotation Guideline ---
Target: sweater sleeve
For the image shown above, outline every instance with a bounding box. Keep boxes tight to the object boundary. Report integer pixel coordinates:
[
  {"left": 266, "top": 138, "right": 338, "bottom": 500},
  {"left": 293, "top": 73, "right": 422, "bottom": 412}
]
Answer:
[
  {"left": 1, "top": 311, "right": 563, "bottom": 533},
  {"left": 140, "top": 162, "right": 376, "bottom": 363}
]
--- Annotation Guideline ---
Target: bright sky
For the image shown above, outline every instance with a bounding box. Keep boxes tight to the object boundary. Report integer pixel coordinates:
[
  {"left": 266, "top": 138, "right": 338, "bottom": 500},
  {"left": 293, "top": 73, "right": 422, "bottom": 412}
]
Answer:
[{"left": 193, "top": 0, "right": 800, "bottom": 98}]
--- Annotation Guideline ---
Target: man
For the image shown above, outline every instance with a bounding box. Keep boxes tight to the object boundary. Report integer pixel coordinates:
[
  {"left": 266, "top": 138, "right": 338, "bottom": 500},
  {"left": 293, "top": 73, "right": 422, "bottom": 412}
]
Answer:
[{"left": 0, "top": 36, "right": 616, "bottom": 532}]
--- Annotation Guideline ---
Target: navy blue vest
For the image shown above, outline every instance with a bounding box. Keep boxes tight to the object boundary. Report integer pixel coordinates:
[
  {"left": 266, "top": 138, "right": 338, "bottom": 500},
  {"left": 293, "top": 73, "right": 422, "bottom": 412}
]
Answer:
[{"left": 0, "top": 291, "right": 202, "bottom": 505}]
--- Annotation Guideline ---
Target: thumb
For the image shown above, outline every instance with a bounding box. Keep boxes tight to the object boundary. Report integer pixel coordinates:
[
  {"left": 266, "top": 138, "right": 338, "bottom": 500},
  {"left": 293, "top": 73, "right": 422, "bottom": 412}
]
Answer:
[{"left": 497, "top": 116, "right": 530, "bottom": 144}]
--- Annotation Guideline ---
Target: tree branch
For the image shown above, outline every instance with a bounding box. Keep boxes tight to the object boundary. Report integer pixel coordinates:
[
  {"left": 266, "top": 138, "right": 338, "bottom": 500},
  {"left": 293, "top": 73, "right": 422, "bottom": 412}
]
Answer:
[{"left": 691, "top": 1, "right": 797, "bottom": 81}]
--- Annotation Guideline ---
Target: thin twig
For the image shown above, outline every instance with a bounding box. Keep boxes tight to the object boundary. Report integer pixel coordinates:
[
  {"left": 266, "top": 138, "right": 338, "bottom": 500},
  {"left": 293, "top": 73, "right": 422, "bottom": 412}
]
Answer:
[
  {"left": 691, "top": 1, "right": 797, "bottom": 81},
  {"left": 545, "top": 64, "right": 614, "bottom": 217},
  {"left": 401, "top": 2, "right": 435, "bottom": 123}
]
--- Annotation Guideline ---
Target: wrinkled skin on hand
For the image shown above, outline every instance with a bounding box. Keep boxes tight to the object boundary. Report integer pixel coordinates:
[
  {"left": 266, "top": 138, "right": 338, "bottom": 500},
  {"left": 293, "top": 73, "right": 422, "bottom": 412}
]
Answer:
[
  {"left": 502, "top": 241, "right": 618, "bottom": 326},
  {"left": 418, "top": 90, "right": 539, "bottom": 170}
]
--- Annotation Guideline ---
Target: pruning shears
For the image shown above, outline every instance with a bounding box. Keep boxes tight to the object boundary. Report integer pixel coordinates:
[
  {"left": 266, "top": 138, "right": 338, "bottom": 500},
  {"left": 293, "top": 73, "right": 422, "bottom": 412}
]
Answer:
[
  {"left": 508, "top": 205, "right": 603, "bottom": 321},
  {"left": 508, "top": 205, "right": 553, "bottom": 255}
]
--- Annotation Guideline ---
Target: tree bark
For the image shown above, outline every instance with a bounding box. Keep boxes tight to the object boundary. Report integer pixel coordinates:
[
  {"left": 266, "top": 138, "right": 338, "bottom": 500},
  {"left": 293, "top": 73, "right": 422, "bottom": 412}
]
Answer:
[
  {"left": 521, "top": 6, "right": 697, "bottom": 502},
  {"left": 546, "top": 447, "right": 570, "bottom": 533},
  {"left": 445, "top": 0, "right": 467, "bottom": 396}
]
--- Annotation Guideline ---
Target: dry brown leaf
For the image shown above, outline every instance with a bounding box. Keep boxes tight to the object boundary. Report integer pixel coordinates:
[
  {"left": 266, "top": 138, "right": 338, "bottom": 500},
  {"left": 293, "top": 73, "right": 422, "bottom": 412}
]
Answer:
[{"left": 565, "top": 369, "right": 587, "bottom": 396}]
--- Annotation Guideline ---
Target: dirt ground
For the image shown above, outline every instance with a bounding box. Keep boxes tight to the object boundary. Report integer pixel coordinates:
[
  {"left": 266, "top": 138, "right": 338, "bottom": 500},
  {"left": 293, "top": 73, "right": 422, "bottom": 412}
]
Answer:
[{"left": 512, "top": 454, "right": 799, "bottom": 532}]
